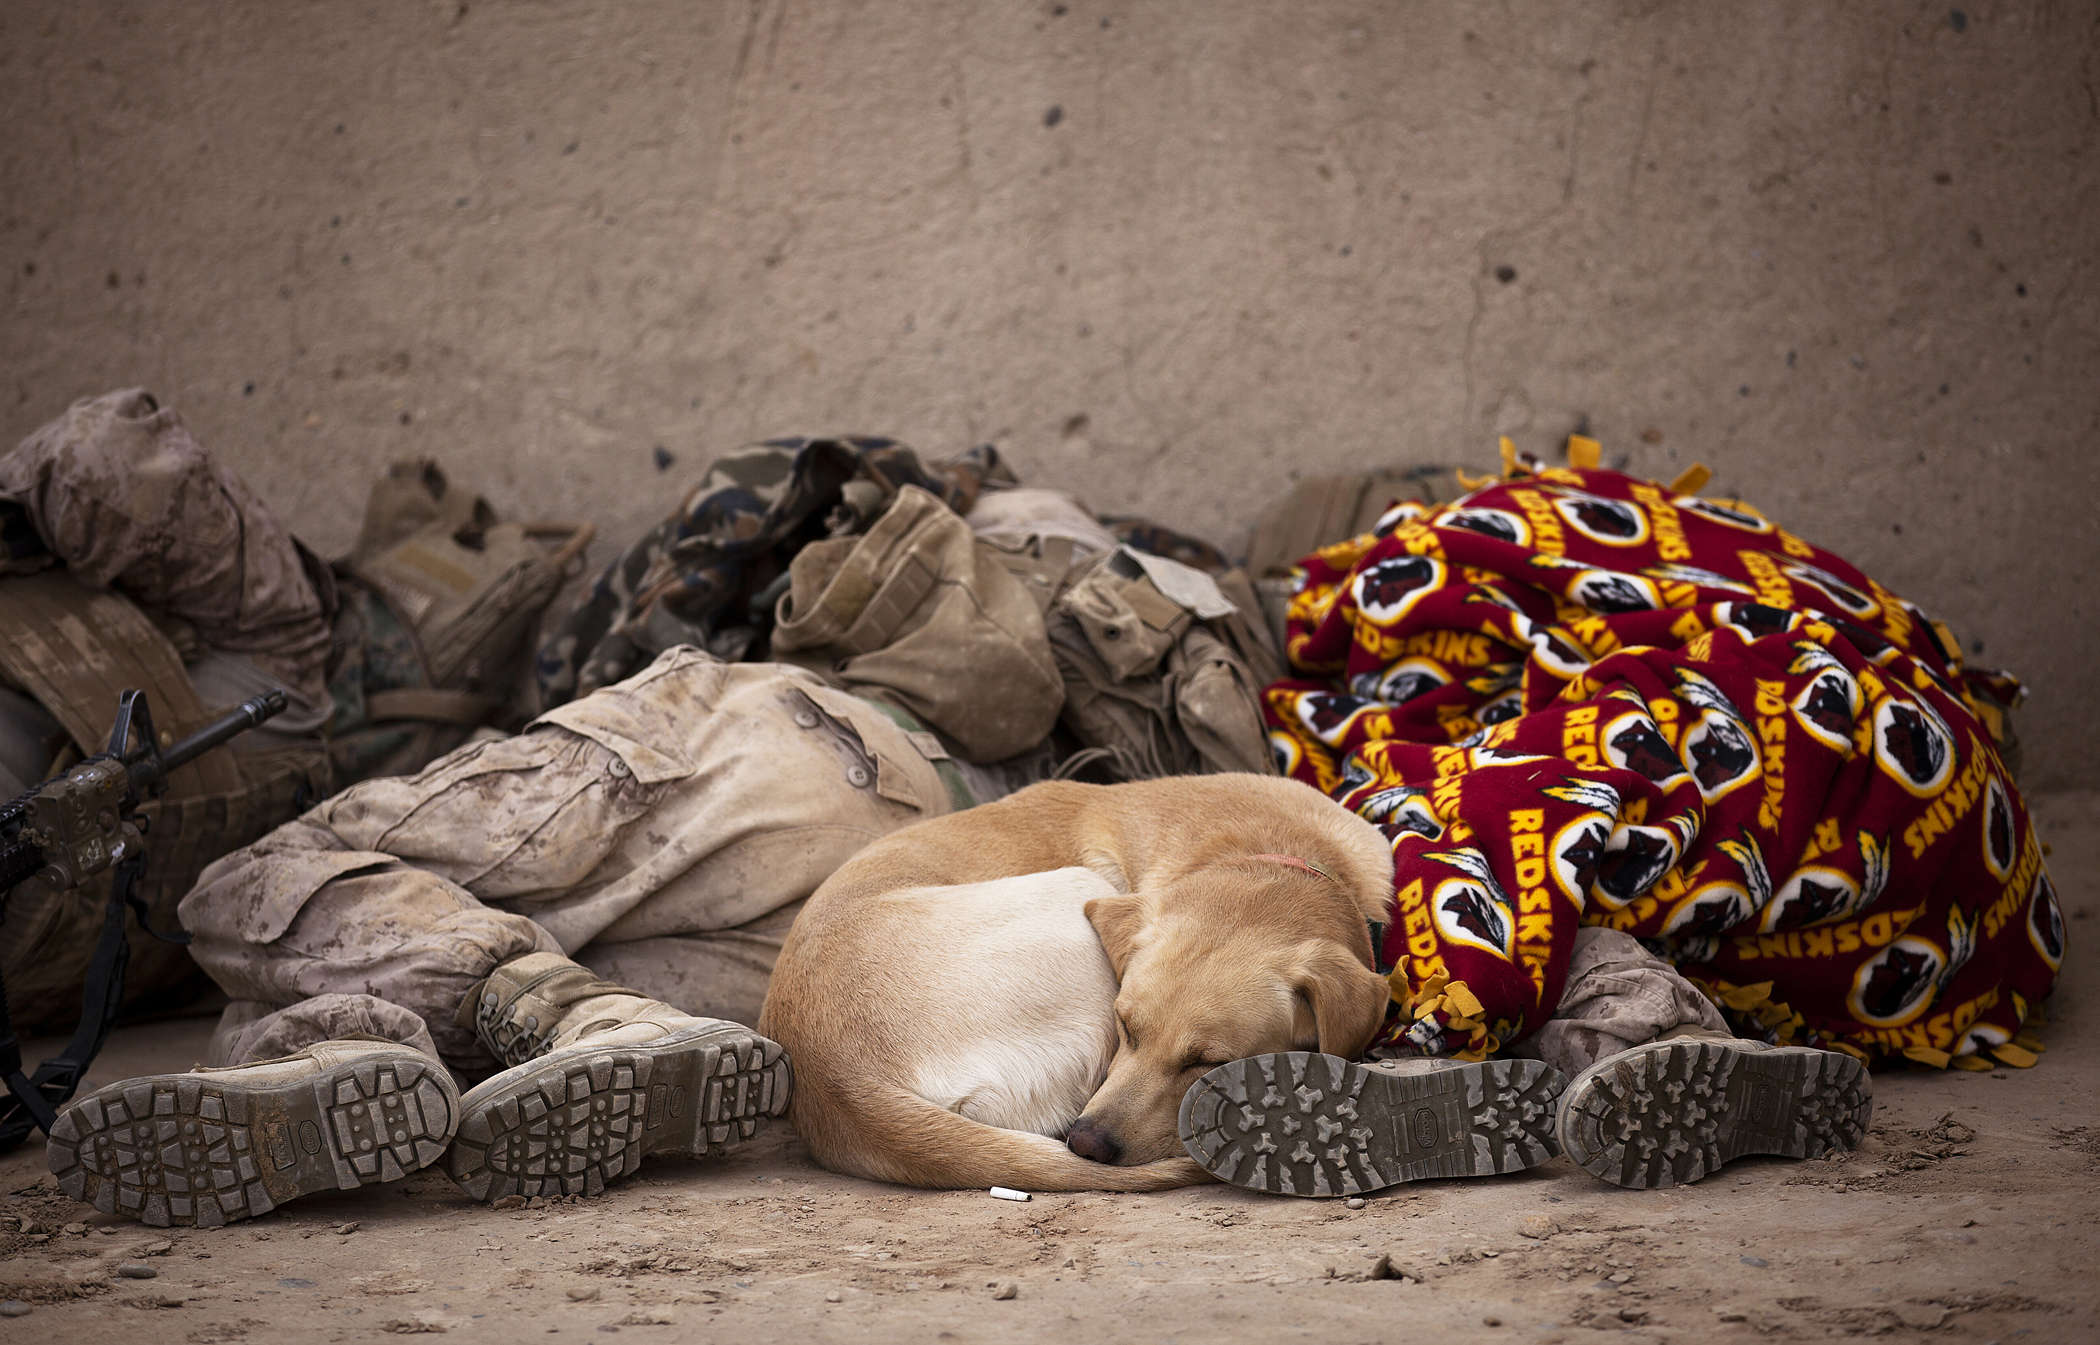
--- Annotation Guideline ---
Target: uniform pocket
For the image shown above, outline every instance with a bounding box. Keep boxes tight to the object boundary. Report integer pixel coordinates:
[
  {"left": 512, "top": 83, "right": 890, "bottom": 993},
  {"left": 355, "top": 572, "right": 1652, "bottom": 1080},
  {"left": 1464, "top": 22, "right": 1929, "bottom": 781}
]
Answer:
[
  {"left": 529, "top": 645, "right": 717, "bottom": 784},
  {"left": 181, "top": 824, "right": 400, "bottom": 947},
  {"left": 794, "top": 683, "right": 936, "bottom": 813},
  {"left": 312, "top": 729, "right": 664, "bottom": 895}
]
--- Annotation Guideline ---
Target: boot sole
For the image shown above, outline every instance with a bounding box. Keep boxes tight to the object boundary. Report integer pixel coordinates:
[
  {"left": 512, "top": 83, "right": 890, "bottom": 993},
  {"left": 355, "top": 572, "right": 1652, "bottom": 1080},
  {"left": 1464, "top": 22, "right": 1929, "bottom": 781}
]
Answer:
[
  {"left": 1178, "top": 1051, "right": 1564, "bottom": 1198},
  {"left": 1558, "top": 1039, "right": 1872, "bottom": 1188},
  {"left": 45, "top": 1051, "right": 456, "bottom": 1227},
  {"left": 445, "top": 1022, "right": 792, "bottom": 1201}
]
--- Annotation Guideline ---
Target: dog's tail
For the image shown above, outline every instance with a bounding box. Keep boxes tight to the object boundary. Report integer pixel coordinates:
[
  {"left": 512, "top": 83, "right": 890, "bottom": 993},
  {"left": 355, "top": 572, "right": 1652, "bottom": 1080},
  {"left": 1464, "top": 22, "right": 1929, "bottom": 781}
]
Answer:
[{"left": 791, "top": 1079, "right": 1208, "bottom": 1193}]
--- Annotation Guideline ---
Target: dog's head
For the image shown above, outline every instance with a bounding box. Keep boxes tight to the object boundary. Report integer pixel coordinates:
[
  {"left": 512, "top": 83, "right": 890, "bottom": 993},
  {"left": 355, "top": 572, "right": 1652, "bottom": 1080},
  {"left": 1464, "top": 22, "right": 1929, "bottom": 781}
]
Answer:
[{"left": 1066, "top": 860, "right": 1392, "bottom": 1165}]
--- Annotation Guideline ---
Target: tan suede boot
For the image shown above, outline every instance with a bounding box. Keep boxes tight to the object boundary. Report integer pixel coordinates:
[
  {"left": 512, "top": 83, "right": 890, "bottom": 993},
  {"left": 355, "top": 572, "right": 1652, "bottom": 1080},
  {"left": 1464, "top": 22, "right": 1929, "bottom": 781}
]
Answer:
[
  {"left": 1556, "top": 1026, "right": 1872, "bottom": 1188},
  {"left": 445, "top": 952, "right": 791, "bottom": 1201},
  {"left": 46, "top": 1038, "right": 457, "bottom": 1227},
  {"left": 1177, "top": 1051, "right": 1565, "bottom": 1198}
]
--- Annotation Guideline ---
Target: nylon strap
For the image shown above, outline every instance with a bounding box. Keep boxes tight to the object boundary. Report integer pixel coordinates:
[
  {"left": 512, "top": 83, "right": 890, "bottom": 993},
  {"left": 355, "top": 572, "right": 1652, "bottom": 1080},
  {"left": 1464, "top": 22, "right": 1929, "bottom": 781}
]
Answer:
[{"left": 0, "top": 854, "right": 142, "bottom": 1150}]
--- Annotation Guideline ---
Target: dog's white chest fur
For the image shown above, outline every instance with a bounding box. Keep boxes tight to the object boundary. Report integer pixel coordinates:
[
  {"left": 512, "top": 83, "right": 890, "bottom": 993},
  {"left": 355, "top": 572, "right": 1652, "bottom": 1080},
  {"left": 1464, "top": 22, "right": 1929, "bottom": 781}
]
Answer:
[{"left": 883, "top": 867, "right": 1120, "bottom": 1138}]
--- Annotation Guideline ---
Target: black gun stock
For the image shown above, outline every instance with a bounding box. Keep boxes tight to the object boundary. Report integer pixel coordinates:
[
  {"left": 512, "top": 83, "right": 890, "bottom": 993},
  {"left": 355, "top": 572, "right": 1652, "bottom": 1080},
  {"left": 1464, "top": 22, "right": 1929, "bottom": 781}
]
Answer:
[{"left": 0, "top": 687, "right": 289, "bottom": 1149}]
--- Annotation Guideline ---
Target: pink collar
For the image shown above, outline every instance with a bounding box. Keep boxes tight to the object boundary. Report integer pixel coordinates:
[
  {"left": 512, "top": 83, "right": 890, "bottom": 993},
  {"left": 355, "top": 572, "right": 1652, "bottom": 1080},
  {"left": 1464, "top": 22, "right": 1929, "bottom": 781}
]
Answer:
[{"left": 1247, "top": 852, "right": 1333, "bottom": 881}]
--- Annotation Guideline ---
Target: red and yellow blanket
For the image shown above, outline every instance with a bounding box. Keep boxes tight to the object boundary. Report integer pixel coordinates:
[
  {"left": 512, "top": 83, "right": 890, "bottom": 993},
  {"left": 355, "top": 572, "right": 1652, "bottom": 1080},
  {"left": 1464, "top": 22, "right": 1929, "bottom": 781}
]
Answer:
[{"left": 1265, "top": 439, "right": 2061, "bottom": 1070}]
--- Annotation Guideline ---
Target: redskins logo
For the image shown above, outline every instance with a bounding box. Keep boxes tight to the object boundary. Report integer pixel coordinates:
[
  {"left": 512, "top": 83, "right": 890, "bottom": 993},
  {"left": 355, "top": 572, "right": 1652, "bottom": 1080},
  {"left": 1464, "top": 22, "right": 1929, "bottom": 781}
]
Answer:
[
  {"left": 1684, "top": 708, "right": 1761, "bottom": 802},
  {"left": 1673, "top": 667, "right": 1748, "bottom": 724},
  {"left": 1553, "top": 814, "right": 1612, "bottom": 908},
  {"left": 1713, "top": 601, "right": 1803, "bottom": 642},
  {"left": 1357, "top": 784, "right": 1444, "bottom": 840},
  {"left": 1353, "top": 555, "right": 1444, "bottom": 626},
  {"left": 1552, "top": 491, "right": 1650, "bottom": 547},
  {"left": 1515, "top": 616, "right": 1591, "bottom": 679},
  {"left": 1832, "top": 617, "right": 1901, "bottom": 666},
  {"left": 2028, "top": 870, "right": 2065, "bottom": 972},
  {"left": 1954, "top": 1021, "right": 2011, "bottom": 1059},
  {"left": 1849, "top": 936, "right": 1946, "bottom": 1028},
  {"left": 1296, "top": 691, "right": 1378, "bottom": 747},
  {"left": 1372, "top": 500, "right": 1430, "bottom": 535},
  {"left": 1872, "top": 696, "right": 1956, "bottom": 797},
  {"left": 1350, "top": 657, "right": 1450, "bottom": 708},
  {"left": 1431, "top": 876, "right": 1515, "bottom": 960},
  {"left": 1590, "top": 824, "right": 1679, "bottom": 910},
  {"left": 1569, "top": 569, "right": 1663, "bottom": 615},
  {"left": 1602, "top": 711, "right": 1690, "bottom": 788},
  {"left": 1673, "top": 495, "right": 1774, "bottom": 533},
  {"left": 1782, "top": 560, "right": 1881, "bottom": 620},
  {"left": 1791, "top": 668, "right": 1862, "bottom": 752},
  {"left": 1982, "top": 775, "right": 2017, "bottom": 881},
  {"left": 1268, "top": 729, "right": 1304, "bottom": 777},
  {"left": 1761, "top": 865, "right": 1861, "bottom": 932},
  {"left": 1941, "top": 906, "right": 1978, "bottom": 996},
  {"left": 1664, "top": 882, "right": 1754, "bottom": 941},
  {"left": 1442, "top": 507, "right": 1530, "bottom": 547},
  {"left": 1648, "top": 562, "right": 1755, "bottom": 596},
  {"left": 1477, "top": 688, "right": 1525, "bottom": 725},
  {"left": 1467, "top": 746, "right": 1555, "bottom": 770}
]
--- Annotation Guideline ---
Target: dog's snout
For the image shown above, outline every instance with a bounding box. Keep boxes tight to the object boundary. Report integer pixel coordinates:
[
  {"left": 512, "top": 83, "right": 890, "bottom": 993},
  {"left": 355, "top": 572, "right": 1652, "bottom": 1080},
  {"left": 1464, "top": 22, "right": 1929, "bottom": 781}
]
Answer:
[{"left": 1065, "top": 1116, "right": 1123, "bottom": 1164}]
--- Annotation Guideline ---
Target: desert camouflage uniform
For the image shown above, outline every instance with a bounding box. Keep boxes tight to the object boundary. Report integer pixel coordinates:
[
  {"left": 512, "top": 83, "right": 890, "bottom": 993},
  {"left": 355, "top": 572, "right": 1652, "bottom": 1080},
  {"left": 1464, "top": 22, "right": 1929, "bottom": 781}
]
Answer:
[{"left": 182, "top": 645, "right": 963, "bottom": 1073}]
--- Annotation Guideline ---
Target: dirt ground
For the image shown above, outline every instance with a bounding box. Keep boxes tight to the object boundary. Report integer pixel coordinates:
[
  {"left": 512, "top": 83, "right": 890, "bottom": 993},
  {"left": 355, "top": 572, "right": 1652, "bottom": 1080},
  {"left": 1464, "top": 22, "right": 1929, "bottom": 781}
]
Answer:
[{"left": 0, "top": 790, "right": 2090, "bottom": 1344}]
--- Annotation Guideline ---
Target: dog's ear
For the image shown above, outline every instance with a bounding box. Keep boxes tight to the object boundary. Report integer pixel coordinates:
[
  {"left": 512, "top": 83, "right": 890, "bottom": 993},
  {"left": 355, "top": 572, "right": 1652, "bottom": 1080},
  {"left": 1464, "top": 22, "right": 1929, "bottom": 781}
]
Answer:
[
  {"left": 1295, "top": 943, "right": 1393, "bottom": 1057},
  {"left": 1084, "top": 895, "right": 1148, "bottom": 980}
]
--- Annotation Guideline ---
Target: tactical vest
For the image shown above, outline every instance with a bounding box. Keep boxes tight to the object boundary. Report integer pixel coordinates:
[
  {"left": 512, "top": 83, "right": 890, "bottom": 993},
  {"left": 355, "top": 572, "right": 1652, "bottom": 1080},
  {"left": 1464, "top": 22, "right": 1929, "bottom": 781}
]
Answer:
[
  {"left": 0, "top": 571, "right": 331, "bottom": 1029},
  {"left": 326, "top": 460, "right": 594, "bottom": 782}
]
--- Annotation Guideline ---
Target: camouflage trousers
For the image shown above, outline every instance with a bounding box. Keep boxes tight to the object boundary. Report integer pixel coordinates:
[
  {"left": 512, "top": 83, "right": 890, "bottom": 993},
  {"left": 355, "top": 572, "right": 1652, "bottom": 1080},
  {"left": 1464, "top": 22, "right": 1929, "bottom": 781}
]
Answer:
[
  {"left": 180, "top": 647, "right": 956, "bottom": 1073},
  {"left": 1505, "top": 926, "right": 1731, "bottom": 1077}
]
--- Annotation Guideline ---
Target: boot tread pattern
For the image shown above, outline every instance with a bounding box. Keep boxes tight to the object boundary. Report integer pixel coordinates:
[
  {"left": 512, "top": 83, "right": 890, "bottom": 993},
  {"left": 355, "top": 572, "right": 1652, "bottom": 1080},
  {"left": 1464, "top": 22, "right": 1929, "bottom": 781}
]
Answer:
[
  {"left": 447, "top": 1026, "right": 791, "bottom": 1202},
  {"left": 1559, "top": 1041, "right": 1872, "bottom": 1189},
  {"left": 46, "top": 1057, "right": 453, "bottom": 1227},
  {"left": 1178, "top": 1051, "right": 1563, "bottom": 1198}
]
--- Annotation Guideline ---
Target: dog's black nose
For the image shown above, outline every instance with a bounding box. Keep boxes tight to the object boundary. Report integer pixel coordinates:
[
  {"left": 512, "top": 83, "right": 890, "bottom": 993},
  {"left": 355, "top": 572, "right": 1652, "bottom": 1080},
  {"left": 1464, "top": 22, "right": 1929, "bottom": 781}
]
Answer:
[{"left": 1066, "top": 1116, "right": 1123, "bottom": 1164}]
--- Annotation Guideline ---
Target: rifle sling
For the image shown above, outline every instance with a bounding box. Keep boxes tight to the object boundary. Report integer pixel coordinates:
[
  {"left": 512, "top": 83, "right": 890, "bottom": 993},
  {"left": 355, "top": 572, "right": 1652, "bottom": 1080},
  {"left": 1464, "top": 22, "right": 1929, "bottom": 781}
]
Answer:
[{"left": 0, "top": 854, "right": 143, "bottom": 1150}]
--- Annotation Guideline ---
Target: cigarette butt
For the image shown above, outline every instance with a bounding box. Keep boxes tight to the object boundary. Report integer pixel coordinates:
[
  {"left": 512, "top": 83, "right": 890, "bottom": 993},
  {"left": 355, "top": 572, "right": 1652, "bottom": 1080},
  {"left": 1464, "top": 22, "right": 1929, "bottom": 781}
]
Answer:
[{"left": 988, "top": 1186, "right": 1031, "bottom": 1202}]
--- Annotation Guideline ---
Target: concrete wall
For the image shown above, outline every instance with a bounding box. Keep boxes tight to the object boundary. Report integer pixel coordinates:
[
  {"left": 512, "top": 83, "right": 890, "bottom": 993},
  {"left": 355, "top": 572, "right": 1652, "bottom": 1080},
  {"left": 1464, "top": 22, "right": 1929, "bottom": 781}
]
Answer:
[{"left": 3, "top": 1, "right": 2095, "bottom": 785}]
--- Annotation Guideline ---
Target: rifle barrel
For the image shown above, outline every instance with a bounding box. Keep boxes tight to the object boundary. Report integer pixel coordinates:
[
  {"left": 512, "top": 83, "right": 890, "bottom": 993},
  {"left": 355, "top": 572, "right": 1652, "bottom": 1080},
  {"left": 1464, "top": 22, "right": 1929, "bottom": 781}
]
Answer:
[
  {"left": 1, "top": 689, "right": 292, "bottom": 901},
  {"left": 151, "top": 691, "right": 289, "bottom": 780}
]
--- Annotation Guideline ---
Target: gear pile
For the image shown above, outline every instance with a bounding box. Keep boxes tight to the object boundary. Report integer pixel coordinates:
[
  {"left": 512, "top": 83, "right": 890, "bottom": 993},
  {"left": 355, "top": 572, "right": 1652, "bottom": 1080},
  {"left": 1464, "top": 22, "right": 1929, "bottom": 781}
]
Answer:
[{"left": 1264, "top": 438, "right": 2061, "bottom": 1069}]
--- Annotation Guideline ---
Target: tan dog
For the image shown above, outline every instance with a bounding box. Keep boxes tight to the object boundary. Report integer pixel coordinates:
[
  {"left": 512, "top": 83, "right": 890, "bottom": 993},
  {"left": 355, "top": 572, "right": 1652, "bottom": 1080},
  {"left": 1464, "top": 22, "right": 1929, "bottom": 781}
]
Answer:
[{"left": 757, "top": 773, "right": 1395, "bottom": 1190}]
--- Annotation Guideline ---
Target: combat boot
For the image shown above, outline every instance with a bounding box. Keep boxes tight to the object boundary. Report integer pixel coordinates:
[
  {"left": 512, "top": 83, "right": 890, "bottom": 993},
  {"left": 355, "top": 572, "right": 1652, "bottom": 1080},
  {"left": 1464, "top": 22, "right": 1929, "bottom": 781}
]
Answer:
[
  {"left": 1178, "top": 1051, "right": 1565, "bottom": 1198},
  {"left": 446, "top": 951, "right": 791, "bottom": 1202},
  {"left": 1556, "top": 1027, "right": 1872, "bottom": 1188},
  {"left": 46, "top": 1038, "right": 457, "bottom": 1227}
]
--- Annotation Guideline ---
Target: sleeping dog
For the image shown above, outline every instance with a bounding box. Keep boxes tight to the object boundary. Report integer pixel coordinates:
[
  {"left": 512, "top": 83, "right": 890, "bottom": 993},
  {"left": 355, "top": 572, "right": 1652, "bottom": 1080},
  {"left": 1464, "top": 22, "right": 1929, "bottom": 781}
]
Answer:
[{"left": 760, "top": 773, "right": 1495, "bottom": 1191}]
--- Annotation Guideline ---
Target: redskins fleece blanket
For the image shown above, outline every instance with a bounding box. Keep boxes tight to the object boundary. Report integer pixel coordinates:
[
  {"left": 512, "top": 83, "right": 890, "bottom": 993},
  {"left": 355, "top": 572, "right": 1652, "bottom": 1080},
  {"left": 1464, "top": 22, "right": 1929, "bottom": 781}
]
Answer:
[{"left": 1265, "top": 439, "right": 2062, "bottom": 1070}]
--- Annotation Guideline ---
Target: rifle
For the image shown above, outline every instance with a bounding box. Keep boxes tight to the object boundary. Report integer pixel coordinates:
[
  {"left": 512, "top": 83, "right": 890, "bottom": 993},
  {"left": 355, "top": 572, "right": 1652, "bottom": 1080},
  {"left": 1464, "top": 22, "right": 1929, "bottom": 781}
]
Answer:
[{"left": 0, "top": 687, "right": 287, "bottom": 1150}]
